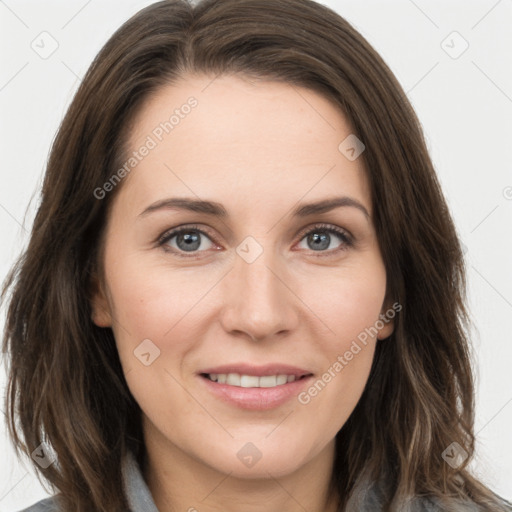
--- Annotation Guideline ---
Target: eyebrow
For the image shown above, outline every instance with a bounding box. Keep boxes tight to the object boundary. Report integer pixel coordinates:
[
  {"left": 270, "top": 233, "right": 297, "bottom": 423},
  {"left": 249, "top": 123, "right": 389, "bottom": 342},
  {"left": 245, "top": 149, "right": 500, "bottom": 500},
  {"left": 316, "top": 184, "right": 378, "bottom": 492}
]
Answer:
[{"left": 138, "top": 196, "right": 370, "bottom": 221}]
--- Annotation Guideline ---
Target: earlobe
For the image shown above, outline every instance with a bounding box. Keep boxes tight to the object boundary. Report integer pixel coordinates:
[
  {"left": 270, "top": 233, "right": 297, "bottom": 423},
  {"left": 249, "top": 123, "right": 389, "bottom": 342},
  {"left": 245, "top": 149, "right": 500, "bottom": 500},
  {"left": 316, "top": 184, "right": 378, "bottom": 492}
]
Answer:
[
  {"left": 91, "top": 301, "right": 113, "bottom": 328},
  {"left": 377, "top": 316, "right": 394, "bottom": 340},
  {"left": 89, "top": 274, "right": 112, "bottom": 328},
  {"left": 377, "top": 298, "right": 398, "bottom": 340}
]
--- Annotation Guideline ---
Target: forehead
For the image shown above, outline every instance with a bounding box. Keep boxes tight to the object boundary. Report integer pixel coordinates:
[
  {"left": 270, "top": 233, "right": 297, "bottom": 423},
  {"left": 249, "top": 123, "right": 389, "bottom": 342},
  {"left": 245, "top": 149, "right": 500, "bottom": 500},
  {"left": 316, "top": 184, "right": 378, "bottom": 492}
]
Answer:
[{"left": 116, "top": 73, "right": 371, "bottom": 220}]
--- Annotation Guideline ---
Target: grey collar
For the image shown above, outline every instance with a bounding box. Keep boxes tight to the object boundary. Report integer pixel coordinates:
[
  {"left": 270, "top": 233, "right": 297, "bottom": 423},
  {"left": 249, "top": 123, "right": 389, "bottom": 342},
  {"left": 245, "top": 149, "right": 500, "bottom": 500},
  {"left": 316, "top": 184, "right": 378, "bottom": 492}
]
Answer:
[{"left": 121, "top": 450, "right": 160, "bottom": 512}]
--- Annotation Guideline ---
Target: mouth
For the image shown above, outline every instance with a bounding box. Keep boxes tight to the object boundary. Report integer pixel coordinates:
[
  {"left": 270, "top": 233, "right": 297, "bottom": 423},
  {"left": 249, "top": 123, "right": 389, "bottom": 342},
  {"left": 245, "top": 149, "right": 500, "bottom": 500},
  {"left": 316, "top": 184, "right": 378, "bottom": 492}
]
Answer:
[{"left": 197, "top": 364, "right": 314, "bottom": 410}]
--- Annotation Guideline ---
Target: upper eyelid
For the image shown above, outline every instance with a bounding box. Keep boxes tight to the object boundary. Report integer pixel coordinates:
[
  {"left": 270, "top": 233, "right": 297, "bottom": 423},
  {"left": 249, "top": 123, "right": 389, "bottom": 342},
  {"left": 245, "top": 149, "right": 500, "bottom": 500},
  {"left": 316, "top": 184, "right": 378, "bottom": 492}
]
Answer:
[{"left": 296, "top": 223, "right": 352, "bottom": 240}]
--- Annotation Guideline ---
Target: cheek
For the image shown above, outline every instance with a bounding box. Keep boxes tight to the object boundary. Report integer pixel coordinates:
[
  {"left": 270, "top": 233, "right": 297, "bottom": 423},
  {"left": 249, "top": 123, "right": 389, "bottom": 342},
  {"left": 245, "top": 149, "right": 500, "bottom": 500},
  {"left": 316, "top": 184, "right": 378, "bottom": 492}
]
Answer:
[
  {"left": 105, "top": 253, "right": 203, "bottom": 336},
  {"left": 103, "top": 255, "right": 228, "bottom": 391},
  {"left": 104, "top": 259, "right": 203, "bottom": 424},
  {"left": 305, "top": 262, "right": 387, "bottom": 345},
  {"left": 298, "top": 266, "right": 385, "bottom": 405}
]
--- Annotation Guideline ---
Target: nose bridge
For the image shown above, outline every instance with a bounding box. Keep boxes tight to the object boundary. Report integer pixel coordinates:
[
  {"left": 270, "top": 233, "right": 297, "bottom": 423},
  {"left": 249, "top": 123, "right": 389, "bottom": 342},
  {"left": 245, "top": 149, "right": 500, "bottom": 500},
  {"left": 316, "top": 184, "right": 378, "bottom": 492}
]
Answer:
[
  {"left": 221, "top": 236, "right": 296, "bottom": 340},
  {"left": 238, "top": 243, "right": 278, "bottom": 299}
]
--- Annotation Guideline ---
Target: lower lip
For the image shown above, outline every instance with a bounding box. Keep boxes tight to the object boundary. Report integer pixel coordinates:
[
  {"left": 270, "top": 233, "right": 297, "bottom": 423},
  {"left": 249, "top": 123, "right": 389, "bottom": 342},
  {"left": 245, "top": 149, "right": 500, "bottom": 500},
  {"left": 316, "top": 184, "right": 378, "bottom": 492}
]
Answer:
[{"left": 198, "top": 375, "right": 313, "bottom": 410}]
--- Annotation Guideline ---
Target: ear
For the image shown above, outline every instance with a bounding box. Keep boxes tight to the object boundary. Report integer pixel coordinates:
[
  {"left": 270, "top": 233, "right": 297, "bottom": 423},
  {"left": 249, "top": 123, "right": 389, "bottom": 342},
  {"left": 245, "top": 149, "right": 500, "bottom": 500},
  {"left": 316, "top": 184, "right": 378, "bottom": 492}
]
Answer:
[
  {"left": 88, "top": 271, "right": 113, "bottom": 328},
  {"left": 376, "top": 296, "right": 399, "bottom": 341}
]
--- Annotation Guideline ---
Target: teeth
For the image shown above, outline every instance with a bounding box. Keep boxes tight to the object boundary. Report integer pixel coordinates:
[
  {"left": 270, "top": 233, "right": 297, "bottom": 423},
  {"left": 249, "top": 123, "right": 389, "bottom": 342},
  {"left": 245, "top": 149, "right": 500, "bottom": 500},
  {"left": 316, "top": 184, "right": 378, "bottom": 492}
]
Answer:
[
  {"left": 206, "top": 373, "right": 299, "bottom": 388},
  {"left": 276, "top": 375, "right": 288, "bottom": 385},
  {"left": 259, "top": 375, "right": 277, "bottom": 387},
  {"left": 226, "top": 373, "right": 241, "bottom": 386},
  {"left": 240, "top": 375, "right": 260, "bottom": 387}
]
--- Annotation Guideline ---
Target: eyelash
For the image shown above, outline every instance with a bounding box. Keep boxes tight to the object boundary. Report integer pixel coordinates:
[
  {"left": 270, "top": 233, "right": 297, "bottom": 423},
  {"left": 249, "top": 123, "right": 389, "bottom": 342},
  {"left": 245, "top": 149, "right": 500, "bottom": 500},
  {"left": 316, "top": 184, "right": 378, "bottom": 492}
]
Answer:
[{"left": 157, "top": 223, "right": 354, "bottom": 259}]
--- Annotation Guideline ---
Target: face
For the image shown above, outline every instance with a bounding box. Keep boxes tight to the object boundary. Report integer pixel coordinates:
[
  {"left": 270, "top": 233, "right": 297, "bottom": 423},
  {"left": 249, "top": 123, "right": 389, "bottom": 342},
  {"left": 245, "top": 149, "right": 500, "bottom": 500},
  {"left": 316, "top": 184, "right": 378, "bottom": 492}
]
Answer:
[{"left": 91, "top": 73, "right": 394, "bottom": 479}]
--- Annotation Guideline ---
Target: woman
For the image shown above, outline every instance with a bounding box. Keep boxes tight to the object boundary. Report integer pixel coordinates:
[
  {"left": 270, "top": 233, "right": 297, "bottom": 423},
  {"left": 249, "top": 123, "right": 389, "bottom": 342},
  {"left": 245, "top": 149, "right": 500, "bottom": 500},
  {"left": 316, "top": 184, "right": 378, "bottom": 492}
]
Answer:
[{"left": 2, "top": 0, "right": 511, "bottom": 511}]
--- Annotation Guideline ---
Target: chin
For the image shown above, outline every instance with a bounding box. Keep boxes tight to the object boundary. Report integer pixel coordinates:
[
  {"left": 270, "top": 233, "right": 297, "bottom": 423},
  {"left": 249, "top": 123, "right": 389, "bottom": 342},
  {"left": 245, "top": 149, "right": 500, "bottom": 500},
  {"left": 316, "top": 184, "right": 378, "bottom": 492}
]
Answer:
[{"left": 201, "top": 437, "right": 316, "bottom": 479}]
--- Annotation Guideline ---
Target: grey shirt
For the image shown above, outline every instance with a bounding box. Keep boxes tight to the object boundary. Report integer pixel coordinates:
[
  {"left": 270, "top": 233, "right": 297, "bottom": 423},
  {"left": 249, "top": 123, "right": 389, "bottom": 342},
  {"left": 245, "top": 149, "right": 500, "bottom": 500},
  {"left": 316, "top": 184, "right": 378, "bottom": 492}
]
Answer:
[
  {"left": 15, "top": 451, "right": 512, "bottom": 512},
  {"left": 17, "top": 450, "right": 158, "bottom": 512}
]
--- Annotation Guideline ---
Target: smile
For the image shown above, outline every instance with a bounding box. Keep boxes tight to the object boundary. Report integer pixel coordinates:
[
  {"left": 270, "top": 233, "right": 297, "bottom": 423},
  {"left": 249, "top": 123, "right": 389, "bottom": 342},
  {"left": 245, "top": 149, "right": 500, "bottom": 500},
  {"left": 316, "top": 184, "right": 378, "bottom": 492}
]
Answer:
[{"left": 198, "top": 369, "right": 314, "bottom": 410}]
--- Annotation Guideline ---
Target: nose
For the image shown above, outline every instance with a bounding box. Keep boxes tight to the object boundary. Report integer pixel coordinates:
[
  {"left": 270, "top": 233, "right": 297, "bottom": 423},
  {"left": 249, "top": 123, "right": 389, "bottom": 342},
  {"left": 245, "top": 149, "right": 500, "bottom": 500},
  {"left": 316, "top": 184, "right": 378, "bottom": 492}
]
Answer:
[{"left": 219, "top": 244, "right": 299, "bottom": 342}]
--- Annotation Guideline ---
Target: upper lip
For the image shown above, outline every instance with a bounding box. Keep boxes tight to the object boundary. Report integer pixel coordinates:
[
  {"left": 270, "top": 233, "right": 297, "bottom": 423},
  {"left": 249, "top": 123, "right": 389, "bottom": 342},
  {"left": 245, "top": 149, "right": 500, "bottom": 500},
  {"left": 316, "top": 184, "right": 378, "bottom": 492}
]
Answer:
[{"left": 199, "top": 363, "right": 313, "bottom": 378}]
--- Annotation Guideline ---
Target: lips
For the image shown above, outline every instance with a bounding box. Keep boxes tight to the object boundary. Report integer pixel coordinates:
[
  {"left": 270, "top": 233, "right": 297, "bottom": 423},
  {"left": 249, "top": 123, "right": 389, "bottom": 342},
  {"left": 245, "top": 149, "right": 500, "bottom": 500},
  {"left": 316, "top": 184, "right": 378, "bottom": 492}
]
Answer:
[{"left": 197, "top": 363, "right": 314, "bottom": 410}]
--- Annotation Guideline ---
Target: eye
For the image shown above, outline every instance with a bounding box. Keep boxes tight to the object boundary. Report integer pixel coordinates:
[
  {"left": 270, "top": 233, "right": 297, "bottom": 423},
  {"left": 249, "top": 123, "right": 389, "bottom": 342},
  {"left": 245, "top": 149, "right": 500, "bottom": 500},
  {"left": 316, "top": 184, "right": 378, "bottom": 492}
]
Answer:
[
  {"left": 295, "top": 223, "right": 353, "bottom": 256},
  {"left": 158, "top": 224, "right": 217, "bottom": 257}
]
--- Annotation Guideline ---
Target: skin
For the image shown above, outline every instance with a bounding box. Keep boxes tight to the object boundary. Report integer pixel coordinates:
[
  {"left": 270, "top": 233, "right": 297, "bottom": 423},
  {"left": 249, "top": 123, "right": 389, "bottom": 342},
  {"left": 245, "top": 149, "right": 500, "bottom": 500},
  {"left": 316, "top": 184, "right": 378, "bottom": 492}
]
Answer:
[{"left": 91, "top": 73, "right": 394, "bottom": 512}]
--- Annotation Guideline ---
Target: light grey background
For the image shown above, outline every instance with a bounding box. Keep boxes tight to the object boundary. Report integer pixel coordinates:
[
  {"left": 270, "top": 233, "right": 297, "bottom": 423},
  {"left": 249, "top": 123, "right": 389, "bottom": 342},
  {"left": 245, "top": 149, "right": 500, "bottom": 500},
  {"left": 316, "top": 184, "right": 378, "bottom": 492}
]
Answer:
[{"left": 1, "top": 0, "right": 511, "bottom": 510}]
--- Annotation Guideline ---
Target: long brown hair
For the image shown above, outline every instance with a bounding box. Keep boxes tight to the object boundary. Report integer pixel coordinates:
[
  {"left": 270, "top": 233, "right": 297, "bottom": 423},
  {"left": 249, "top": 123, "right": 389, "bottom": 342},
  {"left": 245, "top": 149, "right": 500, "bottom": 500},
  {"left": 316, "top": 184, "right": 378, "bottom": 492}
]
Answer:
[{"left": 2, "top": 0, "right": 510, "bottom": 511}]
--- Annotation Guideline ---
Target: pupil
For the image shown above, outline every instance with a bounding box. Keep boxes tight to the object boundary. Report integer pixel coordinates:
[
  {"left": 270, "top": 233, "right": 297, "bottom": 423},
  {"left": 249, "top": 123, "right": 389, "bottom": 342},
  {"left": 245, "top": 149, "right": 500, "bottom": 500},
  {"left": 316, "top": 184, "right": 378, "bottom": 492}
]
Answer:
[{"left": 310, "top": 232, "right": 329, "bottom": 250}]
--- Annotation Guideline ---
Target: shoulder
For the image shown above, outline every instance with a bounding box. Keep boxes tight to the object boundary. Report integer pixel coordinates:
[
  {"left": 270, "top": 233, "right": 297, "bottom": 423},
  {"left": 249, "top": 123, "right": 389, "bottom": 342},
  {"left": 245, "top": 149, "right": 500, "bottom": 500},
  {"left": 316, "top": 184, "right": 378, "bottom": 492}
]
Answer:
[
  {"left": 15, "top": 496, "right": 61, "bottom": 512},
  {"left": 419, "top": 493, "right": 512, "bottom": 512},
  {"left": 352, "top": 474, "right": 512, "bottom": 512}
]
